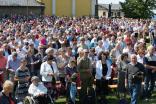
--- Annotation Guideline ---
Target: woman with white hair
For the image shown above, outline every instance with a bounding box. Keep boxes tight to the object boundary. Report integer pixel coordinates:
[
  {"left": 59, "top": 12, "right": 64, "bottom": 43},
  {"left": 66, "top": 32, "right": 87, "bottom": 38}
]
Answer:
[
  {"left": 28, "top": 76, "right": 48, "bottom": 104},
  {"left": 0, "top": 80, "right": 16, "bottom": 104}
]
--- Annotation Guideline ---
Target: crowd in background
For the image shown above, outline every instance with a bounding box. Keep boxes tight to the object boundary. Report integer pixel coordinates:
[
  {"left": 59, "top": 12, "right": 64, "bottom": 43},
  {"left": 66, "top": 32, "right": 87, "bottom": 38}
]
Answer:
[{"left": 0, "top": 15, "right": 156, "bottom": 104}]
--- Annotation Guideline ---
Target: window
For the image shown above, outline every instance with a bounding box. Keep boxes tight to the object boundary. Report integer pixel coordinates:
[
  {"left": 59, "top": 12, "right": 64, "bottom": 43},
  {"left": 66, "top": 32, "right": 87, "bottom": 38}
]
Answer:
[
  {"left": 103, "top": 12, "right": 106, "bottom": 16},
  {"left": 118, "top": 12, "right": 121, "bottom": 17},
  {"left": 111, "top": 12, "right": 113, "bottom": 16}
]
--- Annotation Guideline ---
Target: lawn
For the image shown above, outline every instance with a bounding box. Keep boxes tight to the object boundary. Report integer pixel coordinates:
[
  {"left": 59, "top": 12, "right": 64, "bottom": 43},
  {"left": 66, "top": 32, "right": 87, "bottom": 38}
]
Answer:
[{"left": 55, "top": 91, "right": 156, "bottom": 104}]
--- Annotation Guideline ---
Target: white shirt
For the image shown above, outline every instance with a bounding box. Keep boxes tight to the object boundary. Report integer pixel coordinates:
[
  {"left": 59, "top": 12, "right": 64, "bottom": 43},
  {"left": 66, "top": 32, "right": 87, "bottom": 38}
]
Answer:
[
  {"left": 137, "top": 55, "right": 144, "bottom": 64},
  {"left": 95, "top": 60, "right": 112, "bottom": 80},
  {"left": 95, "top": 46, "right": 104, "bottom": 55},
  {"left": 28, "top": 82, "right": 47, "bottom": 97},
  {"left": 40, "top": 61, "right": 59, "bottom": 82}
]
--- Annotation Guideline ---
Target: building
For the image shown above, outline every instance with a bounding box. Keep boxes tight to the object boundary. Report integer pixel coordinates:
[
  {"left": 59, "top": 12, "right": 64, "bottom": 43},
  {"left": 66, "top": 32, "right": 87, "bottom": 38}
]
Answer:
[
  {"left": 40, "top": 0, "right": 96, "bottom": 17},
  {"left": 0, "top": 0, "right": 44, "bottom": 16},
  {"left": 153, "top": 10, "right": 156, "bottom": 20},
  {"left": 98, "top": 4, "right": 124, "bottom": 18}
]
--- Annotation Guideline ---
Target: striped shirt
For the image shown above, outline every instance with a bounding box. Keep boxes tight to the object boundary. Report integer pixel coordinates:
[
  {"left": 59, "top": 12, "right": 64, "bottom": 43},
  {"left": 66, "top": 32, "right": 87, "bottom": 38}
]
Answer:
[{"left": 15, "top": 67, "right": 30, "bottom": 101}]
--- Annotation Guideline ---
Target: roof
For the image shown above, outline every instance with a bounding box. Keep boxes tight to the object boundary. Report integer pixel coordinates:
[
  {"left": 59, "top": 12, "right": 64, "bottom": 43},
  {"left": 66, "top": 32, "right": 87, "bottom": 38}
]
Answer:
[
  {"left": 0, "top": 0, "right": 44, "bottom": 7},
  {"left": 99, "top": 4, "right": 122, "bottom": 10}
]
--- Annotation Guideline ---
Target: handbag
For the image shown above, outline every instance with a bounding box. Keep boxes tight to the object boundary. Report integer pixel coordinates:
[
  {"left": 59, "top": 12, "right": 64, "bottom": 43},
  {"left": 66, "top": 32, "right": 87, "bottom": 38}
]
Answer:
[{"left": 51, "top": 65, "right": 56, "bottom": 85}]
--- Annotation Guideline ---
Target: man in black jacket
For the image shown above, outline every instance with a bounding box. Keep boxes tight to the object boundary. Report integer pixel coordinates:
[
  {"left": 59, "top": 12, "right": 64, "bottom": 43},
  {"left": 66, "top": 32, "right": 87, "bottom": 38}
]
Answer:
[{"left": 126, "top": 54, "right": 145, "bottom": 104}]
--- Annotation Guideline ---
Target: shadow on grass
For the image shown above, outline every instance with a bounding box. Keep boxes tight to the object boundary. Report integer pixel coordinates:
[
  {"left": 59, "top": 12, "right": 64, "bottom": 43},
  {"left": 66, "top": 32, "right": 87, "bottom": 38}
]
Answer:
[{"left": 55, "top": 92, "right": 156, "bottom": 104}]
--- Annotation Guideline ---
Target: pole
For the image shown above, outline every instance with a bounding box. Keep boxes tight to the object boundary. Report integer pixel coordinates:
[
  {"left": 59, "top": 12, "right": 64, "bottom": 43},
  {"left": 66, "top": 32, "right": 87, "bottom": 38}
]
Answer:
[
  {"left": 95, "top": 0, "right": 98, "bottom": 18},
  {"left": 27, "top": 0, "right": 28, "bottom": 21},
  {"left": 108, "top": 3, "right": 112, "bottom": 18}
]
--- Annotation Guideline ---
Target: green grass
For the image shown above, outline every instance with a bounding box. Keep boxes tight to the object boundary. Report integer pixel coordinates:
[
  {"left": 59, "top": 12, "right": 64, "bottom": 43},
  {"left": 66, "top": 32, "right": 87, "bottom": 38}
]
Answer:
[{"left": 55, "top": 92, "right": 156, "bottom": 104}]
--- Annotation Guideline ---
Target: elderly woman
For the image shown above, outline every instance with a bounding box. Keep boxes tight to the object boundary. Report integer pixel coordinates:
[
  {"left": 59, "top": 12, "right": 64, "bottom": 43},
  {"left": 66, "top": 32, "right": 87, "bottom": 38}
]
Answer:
[
  {"left": 40, "top": 56, "right": 59, "bottom": 99},
  {"left": 0, "top": 80, "right": 16, "bottom": 104},
  {"left": 28, "top": 76, "right": 48, "bottom": 104},
  {"left": 95, "top": 51, "right": 112, "bottom": 103}
]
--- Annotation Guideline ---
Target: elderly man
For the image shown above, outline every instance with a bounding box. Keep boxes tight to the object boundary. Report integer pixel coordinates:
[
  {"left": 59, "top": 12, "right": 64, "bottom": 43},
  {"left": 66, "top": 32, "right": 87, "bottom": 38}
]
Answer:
[
  {"left": 126, "top": 54, "right": 145, "bottom": 104},
  {"left": 6, "top": 52, "right": 21, "bottom": 81},
  {"left": 77, "top": 49, "right": 94, "bottom": 104}
]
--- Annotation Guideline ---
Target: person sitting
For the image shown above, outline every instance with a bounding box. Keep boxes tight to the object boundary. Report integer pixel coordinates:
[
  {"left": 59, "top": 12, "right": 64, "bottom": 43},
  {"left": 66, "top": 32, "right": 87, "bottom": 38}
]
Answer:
[
  {"left": 0, "top": 80, "right": 16, "bottom": 104},
  {"left": 28, "top": 76, "right": 48, "bottom": 104}
]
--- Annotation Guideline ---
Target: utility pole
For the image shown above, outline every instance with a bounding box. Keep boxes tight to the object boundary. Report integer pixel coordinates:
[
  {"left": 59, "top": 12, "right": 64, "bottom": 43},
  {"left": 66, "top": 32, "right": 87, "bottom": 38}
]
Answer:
[
  {"left": 95, "top": 0, "right": 98, "bottom": 18},
  {"left": 108, "top": 3, "right": 112, "bottom": 18},
  {"left": 27, "top": 0, "right": 29, "bottom": 21}
]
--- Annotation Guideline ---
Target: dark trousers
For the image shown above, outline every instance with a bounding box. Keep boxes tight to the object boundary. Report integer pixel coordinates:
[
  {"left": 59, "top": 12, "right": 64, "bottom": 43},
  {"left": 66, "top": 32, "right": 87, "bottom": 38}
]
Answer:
[
  {"left": 144, "top": 72, "right": 156, "bottom": 98},
  {"left": 79, "top": 74, "right": 94, "bottom": 104},
  {"left": 96, "top": 79, "right": 108, "bottom": 96},
  {"left": 66, "top": 82, "right": 71, "bottom": 102}
]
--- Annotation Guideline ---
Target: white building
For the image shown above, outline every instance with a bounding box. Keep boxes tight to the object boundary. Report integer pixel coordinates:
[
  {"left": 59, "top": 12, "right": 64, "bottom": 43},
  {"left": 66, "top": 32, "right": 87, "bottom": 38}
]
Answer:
[{"left": 98, "top": 4, "right": 124, "bottom": 18}]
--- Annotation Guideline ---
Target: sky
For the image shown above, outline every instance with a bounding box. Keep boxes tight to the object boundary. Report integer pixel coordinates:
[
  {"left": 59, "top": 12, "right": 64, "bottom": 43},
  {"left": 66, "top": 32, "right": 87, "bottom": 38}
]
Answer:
[{"left": 98, "top": 0, "right": 125, "bottom": 4}]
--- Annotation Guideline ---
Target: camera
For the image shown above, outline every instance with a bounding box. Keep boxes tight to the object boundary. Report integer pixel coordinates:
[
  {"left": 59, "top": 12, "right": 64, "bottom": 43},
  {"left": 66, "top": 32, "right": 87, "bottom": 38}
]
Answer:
[{"left": 131, "top": 71, "right": 144, "bottom": 83}]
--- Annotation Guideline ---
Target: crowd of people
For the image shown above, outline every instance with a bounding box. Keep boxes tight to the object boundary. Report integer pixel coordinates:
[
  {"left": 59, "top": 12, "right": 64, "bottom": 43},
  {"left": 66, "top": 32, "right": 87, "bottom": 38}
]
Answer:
[{"left": 0, "top": 15, "right": 156, "bottom": 104}]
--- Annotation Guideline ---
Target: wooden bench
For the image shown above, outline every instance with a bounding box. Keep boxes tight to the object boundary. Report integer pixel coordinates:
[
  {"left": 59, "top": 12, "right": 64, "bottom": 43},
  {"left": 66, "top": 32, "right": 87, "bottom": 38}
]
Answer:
[{"left": 108, "top": 84, "right": 118, "bottom": 89}]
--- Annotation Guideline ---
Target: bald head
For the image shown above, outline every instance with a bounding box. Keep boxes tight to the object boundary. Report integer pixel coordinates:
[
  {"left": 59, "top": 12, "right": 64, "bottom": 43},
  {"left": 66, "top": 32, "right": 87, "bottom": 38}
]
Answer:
[{"left": 130, "top": 54, "right": 137, "bottom": 64}]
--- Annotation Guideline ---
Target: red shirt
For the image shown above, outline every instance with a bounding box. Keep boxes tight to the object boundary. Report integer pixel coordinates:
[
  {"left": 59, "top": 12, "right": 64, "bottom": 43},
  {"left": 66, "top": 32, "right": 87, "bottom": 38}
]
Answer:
[
  {"left": 0, "top": 56, "right": 7, "bottom": 83},
  {"left": 0, "top": 56, "right": 7, "bottom": 69}
]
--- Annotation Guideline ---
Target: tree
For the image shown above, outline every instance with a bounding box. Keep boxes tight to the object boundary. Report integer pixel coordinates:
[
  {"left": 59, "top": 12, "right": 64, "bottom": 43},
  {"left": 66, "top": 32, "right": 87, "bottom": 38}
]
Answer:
[{"left": 120, "top": 0, "right": 156, "bottom": 19}]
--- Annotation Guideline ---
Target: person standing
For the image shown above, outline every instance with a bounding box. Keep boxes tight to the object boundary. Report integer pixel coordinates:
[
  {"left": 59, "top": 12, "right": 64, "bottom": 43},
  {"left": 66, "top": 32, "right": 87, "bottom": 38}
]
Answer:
[
  {"left": 14, "top": 58, "right": 30, "bottom": 102},
  {"left": 40, "top": 56, "right": 59, "bottom": 99},
  {"left": 6, "top": 52, "right": 21, "bottom": 81},
  {"left": 95, "top": 51, "right": 112, "bottom": 103},
  {"left": 65, "top": 60, "right": 78, "bottom": 103},
  {"left": 143, "top": 46, "right": 156, "bottom": 99},
  {"left": 77, "top": 49, "right": 94, "bottom": 104},
  {"left": 117, "top": 53, "right": 129, "bottom": 97},
  {"left": 126, "top": 54, "right": 145, "bottom": 104},
  {"left": 0, "top": 49, "right": 7, "bottom": 89}
]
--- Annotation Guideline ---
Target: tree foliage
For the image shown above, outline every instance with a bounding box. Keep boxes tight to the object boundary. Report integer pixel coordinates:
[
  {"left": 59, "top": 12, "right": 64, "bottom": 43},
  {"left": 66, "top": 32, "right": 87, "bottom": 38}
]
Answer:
[{"left": 120, "top": 0, "right": 156, "bottom": 19}]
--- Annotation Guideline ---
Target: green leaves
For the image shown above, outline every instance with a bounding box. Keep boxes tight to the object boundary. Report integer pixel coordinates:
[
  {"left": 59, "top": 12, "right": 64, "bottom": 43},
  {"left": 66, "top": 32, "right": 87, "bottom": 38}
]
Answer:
[{"left": 120, "top": 0, "right": 156, "bottom": 19}]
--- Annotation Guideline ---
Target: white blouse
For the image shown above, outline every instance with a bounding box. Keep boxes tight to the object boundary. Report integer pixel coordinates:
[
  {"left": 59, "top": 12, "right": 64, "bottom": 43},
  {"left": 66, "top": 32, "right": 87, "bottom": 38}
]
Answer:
[
  {"left": 95, "top": 60, "right": 112, "bottom": 80},
  {"left": 40, "top": 61, "right": 59, "bottom": 82}
]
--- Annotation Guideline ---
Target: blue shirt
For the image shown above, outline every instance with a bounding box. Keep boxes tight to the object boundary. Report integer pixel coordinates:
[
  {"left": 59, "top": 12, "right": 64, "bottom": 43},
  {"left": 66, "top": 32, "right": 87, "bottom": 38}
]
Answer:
[
  {"left": 6, "top": 57, "right": 21, "bottom": 71},
  {"left": 70, "top": 82, "right": 77, "bottom": 103}
]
